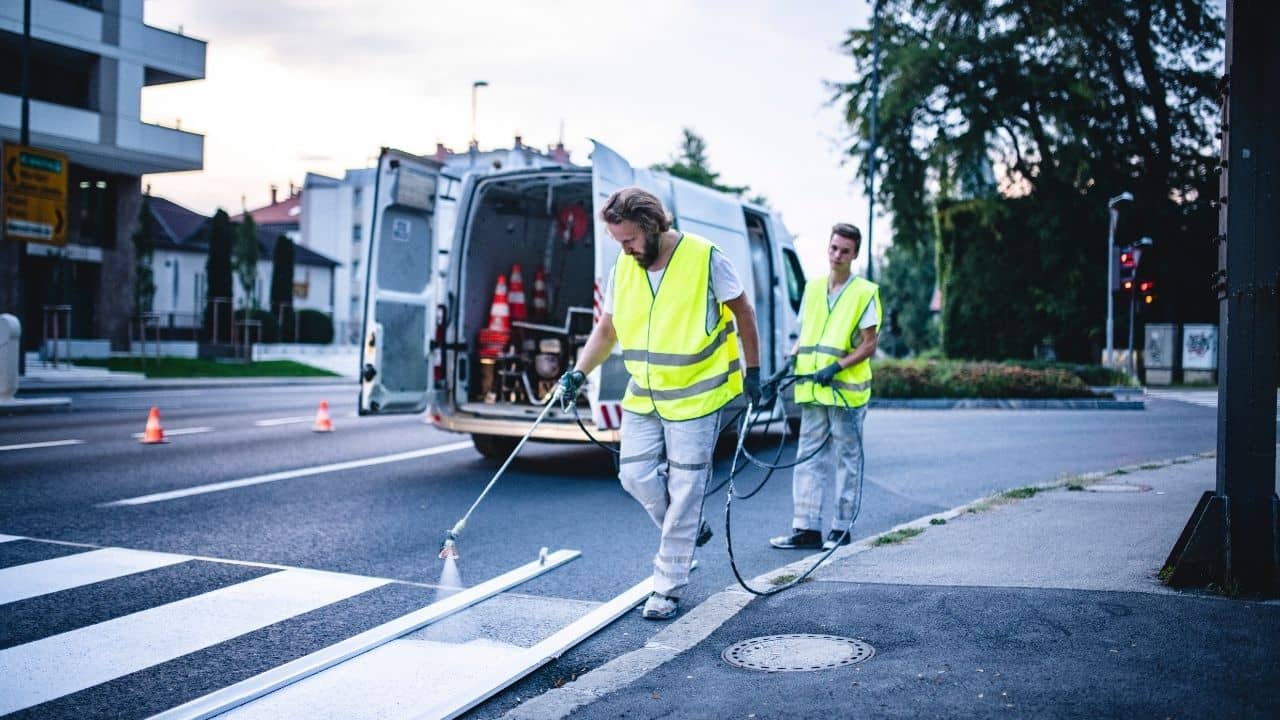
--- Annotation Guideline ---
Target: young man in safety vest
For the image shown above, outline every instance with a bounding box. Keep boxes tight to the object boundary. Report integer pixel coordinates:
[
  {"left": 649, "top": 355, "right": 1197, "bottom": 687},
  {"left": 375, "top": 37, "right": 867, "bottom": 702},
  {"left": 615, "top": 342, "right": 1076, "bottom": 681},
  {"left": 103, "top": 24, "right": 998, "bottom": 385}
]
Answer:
[
  {"left": 558, "top": 186, "right": 762, "bottom": 620},
  {"left": 771, "top": 223, "right": 880, "bottom": 551}
]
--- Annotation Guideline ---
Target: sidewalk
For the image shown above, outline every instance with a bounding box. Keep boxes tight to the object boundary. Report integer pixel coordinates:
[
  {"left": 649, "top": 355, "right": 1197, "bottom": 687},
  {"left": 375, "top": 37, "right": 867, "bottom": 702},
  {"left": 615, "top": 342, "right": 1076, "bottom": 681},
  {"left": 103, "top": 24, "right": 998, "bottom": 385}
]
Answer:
[{"left": 506, "top": 454, "right": 1280, "bottom": 719}]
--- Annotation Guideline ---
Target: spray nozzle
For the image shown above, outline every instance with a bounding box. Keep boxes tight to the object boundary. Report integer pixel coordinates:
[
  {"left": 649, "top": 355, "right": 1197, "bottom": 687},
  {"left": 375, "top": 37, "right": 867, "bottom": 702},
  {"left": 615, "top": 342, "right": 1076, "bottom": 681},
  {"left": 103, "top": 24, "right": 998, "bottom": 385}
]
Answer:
[{"left": 439, "top": 528, "right": 461, "bottom": 560}]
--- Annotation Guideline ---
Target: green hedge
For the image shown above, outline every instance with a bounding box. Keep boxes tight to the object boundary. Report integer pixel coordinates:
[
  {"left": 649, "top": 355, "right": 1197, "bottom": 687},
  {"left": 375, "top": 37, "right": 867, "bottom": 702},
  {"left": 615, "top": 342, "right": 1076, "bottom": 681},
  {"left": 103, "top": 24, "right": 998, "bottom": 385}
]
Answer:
[
  {"left": 296, "top": 309, "right": 334, "bottom": 344},
  {"left": 873, "top": 359, "right": 1096, "bottom": 399},
  {"left": 999, "top": 359, "right": 1136, "bottom": 387}
]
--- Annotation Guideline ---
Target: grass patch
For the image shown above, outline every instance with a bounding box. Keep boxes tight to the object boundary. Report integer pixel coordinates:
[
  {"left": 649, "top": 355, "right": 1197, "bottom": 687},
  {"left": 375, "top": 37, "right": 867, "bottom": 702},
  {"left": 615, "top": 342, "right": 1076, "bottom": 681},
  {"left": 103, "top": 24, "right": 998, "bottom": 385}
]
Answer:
[
  {"left": 929, "top": 517, "right": 947, "bottom": 525},
  {"left": 1158, "top": 565, "right": 1175, "bottom": 585},
  {"left": 1001, "top": 487, "right": 1039, "bottom": 500},
  {"left": 1139, "top": 463, "right": 1164, "bottom": 470},
  {"left": 74, "top": 357, "right": 339, "bottom": 379},
  {"left": 769, "top": 573, "right": 798, "bottom": 586},
  {"left": 1109, "top": 468, "right": 1130, "bottom": 476},
  {"left": 872, "top": 527, "right": 925, "bottom": 546}
]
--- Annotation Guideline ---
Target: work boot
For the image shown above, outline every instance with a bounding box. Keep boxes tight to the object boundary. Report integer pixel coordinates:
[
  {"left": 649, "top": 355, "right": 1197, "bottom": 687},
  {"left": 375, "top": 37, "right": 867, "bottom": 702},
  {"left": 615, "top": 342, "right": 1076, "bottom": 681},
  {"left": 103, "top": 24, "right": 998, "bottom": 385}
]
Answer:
[
  {"left": 642, "top": 592, "right": 679, "bottom": 620},
  {"left": 696, "top": 519, "right": 713, "bottom": 547},
  {"left": 823, "top": 529, "right": 852, "bottom": 550},
  {"left": 769, "top": 529, "right": 823, "bottom": 549}
]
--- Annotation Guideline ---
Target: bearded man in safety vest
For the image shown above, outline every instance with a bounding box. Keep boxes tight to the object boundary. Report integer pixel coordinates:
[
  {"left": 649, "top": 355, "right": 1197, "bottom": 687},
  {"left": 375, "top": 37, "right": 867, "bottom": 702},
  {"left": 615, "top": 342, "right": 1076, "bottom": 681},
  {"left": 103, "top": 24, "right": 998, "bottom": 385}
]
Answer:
[
  {"left": 558, "top": 186, "right": 762, "bottom": 620},
  {"left": 771, "top": 222, "right": 880, "bottom": 551}
]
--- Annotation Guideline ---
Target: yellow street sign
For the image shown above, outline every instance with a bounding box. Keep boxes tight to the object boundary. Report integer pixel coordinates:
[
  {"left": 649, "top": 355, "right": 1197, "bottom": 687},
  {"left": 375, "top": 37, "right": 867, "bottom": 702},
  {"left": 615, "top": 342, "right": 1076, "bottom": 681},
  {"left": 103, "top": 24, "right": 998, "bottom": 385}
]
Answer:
[{"left": 3, "top": 142, "right": 69, "bottom": 246}]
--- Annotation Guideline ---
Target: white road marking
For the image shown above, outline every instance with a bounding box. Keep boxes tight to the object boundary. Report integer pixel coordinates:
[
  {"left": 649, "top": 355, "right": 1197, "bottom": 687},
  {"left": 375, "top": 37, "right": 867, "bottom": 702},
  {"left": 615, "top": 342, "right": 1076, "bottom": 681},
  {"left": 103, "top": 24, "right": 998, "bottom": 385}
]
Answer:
[
  {"left": 253, "top": 416, "right": 313, "bottom": 427},
  {"left": 0, "top": 534, "right": 23, "bottom": 543},
  {"left": 0, "top": 547, "right": 190, "bottom": 604},
  {"left": 0, "top": 568, "right": 388, "bottom": 715},
  {"left": 100, "top": 441, "right": 474, "bottom": 507},
  {"left": 130, "top": 426, "right": 213, "bottom": 439},
  {"left": 0, "top": 439, "right": 85, "bottom": 452}
]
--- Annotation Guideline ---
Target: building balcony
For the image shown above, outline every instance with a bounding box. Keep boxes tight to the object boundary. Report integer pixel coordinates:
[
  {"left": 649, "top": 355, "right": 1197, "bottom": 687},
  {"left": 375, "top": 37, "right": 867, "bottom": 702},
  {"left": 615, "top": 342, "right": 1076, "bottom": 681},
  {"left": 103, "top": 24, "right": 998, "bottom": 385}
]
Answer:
[{"left": 0, "top": 93, "right": 202, "bottom": 175}]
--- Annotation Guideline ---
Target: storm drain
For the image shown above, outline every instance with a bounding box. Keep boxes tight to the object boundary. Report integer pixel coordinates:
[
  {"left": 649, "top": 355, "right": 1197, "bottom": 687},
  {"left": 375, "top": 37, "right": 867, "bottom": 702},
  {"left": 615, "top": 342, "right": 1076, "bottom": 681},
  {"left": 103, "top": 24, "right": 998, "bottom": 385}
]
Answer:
[
  {"left": 1087, "top": 482, "right": 1152, "bottom": 493},
  {"left": 722, "top": 634, "right": 874, "bottom": 672}
]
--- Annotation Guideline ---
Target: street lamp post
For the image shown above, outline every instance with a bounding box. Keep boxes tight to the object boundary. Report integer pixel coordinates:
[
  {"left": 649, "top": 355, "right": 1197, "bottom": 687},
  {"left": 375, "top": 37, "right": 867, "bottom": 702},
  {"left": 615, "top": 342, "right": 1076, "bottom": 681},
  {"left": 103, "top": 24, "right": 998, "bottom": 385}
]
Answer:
[
  {"left": 470, "top": 80, "right": 489, "bottom": 150},
  {"left": 1105, "top": 192, "right": 1133, "bottom": 367},
  {"left": 864, "top": 0, "right": 882, "bottom": 281}
]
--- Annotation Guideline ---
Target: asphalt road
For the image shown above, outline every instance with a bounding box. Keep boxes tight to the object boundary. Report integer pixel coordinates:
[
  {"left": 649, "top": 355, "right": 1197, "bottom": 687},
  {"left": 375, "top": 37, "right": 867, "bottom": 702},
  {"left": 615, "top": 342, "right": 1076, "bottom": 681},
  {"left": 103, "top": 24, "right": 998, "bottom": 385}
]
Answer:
[{"left": 0, "top": 384, "right": 1233, "bottom": 717}]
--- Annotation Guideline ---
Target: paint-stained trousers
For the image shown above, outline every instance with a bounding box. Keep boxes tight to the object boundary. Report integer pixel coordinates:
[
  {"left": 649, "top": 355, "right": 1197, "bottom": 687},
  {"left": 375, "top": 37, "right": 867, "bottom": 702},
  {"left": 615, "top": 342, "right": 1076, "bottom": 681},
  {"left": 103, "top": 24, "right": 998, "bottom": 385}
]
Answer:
[
  {"left": 618, "top": 409, "right": 720, "bottom": 599},
  {"left": 791, "top": 403, "right": 867, "bottom": 532}
]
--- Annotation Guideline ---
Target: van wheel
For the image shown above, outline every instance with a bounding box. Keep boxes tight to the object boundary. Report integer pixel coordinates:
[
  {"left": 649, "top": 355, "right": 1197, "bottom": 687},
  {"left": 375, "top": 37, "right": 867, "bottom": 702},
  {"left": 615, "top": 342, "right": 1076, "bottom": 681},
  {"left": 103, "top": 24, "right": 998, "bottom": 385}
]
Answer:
[{"left": 471, "top": 433, "right": 520, "bottom": 461}]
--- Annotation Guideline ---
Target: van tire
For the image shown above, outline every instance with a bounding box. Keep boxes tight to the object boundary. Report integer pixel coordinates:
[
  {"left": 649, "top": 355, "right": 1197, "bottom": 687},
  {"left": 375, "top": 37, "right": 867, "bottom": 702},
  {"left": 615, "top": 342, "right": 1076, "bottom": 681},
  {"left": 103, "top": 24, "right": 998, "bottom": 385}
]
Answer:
[{"left": 471, "top": 433, "right": 520, "bottom": 461}]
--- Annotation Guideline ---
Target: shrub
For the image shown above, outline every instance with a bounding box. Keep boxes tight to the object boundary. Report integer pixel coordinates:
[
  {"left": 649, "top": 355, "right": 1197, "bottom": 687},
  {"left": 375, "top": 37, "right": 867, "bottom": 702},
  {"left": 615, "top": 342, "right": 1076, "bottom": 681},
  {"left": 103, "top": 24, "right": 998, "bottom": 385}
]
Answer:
[
  {"left": 999, "top": 359, "right": 1136, "bottom": 387},
  {"left": 296, "top": 309, "right": 334, "bottom": 344},
  {"left": 873, "top": 359, "right": 1095, "bottom": 399}
]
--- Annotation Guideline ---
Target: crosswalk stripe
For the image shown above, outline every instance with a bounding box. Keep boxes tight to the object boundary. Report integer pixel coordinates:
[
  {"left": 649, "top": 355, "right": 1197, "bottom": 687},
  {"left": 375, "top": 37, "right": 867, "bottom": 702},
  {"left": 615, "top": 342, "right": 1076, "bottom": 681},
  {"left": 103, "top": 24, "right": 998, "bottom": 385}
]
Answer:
[
  {"left": 0, "top": 439, "right": 85, "bottom": 452},
  {"left": 0, "top": 547, "right": 191, "bottom": 605},
  {"left": 100, "top": 441, "right": 475, "bottom": 507},
  {"left": 0, "top": 568, "right": 388, "bottom": 715}
]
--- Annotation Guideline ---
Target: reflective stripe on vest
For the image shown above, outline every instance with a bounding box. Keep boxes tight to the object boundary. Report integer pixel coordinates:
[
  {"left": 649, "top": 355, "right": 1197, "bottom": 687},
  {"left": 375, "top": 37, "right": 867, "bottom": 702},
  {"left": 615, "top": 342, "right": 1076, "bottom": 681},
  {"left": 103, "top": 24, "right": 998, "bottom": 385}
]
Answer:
[
  {"left": 794, "top": 275, "right": 880, "bottom": 408},
  {"left": 612, "top": 233, "right": 742, "bottom": 420}
]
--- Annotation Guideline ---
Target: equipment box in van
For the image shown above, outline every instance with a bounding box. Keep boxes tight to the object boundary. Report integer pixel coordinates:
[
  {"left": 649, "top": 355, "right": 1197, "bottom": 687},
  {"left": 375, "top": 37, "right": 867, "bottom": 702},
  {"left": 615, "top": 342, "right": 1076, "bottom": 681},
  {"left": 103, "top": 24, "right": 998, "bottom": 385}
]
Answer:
[{"left": 359, "top": 141, "right": 807, "bottom": 459}]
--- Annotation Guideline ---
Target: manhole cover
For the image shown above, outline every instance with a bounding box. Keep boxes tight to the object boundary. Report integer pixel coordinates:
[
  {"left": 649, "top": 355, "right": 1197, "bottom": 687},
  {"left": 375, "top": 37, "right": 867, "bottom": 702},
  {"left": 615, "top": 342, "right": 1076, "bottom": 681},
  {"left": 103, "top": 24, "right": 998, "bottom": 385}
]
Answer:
[
  {"left": 722, "top": 634, "right": 874, "bottom": 672},
  {"left": 1087, "top": 483, "right": 1152, "bottom": 493}
]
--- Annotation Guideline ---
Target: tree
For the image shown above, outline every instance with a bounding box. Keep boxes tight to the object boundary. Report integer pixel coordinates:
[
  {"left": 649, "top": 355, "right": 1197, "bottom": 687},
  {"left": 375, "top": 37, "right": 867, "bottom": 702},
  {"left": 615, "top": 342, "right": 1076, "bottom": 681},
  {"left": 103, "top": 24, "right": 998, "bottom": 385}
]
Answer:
[
  {"left": 204, "top": 209, "right": 234, "bottom": 341},
  {"left": 131, "top": 195, "right": 157, "bottom": 316},
  {"left": 234, "top": 212, "right": 260, "bottom": 310},
  {"left": 832, "top": 0, "right": 1222, "bottom": 360},
  {"left": 652, "top": 128, "right": 757, "bottom": 199},
  {"left": 269, "top": 235, "right": 296, "bottom": 340}
]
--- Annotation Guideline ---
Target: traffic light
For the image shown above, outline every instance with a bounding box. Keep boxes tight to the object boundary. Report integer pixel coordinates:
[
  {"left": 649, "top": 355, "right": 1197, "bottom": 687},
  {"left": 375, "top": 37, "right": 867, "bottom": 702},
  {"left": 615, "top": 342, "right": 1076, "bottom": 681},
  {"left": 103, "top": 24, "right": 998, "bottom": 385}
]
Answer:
[
  {"left": 1118, "top": 246, "right": 1137, "bottom": 292},
  {"left": 1139, "top": 280, "right": 1156, "bottom": 307}
]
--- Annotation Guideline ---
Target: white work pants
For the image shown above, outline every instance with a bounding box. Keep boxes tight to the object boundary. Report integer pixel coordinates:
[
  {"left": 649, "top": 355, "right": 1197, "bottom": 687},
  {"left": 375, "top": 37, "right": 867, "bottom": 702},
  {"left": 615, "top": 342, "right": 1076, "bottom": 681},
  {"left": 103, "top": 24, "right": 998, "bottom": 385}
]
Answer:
[
  {"left": 791, "top": 403, "right": 867, "bottom": 532},
  {"left": 618, "top": 409, "right": 719, "bottom": 598}
]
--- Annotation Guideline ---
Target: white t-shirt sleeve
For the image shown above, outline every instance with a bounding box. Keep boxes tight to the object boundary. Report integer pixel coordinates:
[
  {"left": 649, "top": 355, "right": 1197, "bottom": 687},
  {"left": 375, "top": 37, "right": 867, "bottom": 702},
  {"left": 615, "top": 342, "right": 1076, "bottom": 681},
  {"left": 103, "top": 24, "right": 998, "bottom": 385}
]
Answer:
[
  {"left": 602, "top": 264, "right": 616, "bottom": 315},
  {"left": 709, "top": 248, "right": 744, "bottom": 303},
  {"left": 855, "top": 295, "right": 879, "bottom": 335}
]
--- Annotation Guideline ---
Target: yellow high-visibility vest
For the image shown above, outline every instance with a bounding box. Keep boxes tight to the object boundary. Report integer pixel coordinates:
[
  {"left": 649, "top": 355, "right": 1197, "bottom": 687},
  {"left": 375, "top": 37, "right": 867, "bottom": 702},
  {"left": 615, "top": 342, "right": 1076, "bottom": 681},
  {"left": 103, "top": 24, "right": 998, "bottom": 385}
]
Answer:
[
  {"left": 612, "top": 233, "right": 741, "bottom": 420},
  {"left": 794, "top": 275, "right": 880, "bottom": 407}
]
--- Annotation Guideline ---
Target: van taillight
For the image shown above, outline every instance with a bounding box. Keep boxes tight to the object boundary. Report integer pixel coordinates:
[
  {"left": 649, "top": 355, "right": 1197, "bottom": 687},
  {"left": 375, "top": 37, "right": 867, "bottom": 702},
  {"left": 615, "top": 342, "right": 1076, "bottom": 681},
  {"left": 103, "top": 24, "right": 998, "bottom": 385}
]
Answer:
[{"left": 433, "top": 304, "right": 446, "bottom": 385}]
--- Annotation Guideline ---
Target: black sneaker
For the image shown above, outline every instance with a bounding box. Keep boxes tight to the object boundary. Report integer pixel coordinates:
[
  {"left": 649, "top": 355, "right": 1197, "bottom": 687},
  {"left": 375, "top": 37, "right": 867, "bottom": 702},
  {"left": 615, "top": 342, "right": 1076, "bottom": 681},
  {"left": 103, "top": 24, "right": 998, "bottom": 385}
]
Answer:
[
  {"left": 769, "top": 529, "right": 823, "bottom": 549},
  {"left": 823, "top": 530, "right": 852, "bottom": 549},
  {"left": 696, "top": 520, "right": 713, "bottom": 547}
]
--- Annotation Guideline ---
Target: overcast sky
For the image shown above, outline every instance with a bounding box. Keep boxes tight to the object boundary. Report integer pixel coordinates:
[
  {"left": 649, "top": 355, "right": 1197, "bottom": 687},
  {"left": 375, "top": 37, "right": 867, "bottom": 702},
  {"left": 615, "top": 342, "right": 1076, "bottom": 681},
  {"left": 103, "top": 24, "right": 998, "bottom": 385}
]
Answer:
[{"left": 140, "top": 0, "right": 889, "bottom": 276}]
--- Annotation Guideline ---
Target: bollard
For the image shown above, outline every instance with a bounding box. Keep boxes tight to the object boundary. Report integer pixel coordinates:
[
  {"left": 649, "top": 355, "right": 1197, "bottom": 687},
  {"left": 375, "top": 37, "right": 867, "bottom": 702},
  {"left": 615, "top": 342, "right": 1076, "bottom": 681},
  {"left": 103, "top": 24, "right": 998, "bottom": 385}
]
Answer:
[{"left": 0, "top": 314, "right": 20, "bottom": 402}]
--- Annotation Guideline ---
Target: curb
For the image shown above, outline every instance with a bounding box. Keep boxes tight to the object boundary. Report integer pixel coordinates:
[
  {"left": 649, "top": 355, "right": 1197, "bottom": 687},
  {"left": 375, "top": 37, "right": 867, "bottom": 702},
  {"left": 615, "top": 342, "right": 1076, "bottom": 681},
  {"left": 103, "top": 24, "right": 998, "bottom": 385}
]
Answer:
[
  {"left": 16, "top": 376, "right": 353, "bottom": 394},
  {"left": 502, "top": 449, "right": 1213, "bottom": 720},
  {"left": 869, "top": 398, "right": 1144, "bottom": 410}
]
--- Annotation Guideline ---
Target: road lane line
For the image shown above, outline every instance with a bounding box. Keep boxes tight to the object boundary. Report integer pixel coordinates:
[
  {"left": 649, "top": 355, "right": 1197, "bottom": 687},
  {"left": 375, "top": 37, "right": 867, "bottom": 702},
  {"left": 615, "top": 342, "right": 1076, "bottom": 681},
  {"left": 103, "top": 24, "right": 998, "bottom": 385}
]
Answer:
[
  {"left": 0, "top": 534, "right": 23, "bottom": 543},
  {"left": 0, "top": 547, "right": 191, "bottom": 604},
  {"left": 253, "top": 416, "right": 313, "bottom": 427},
  {"left": 100, "top": 441, "right": 474, "bottom": 507},
  {"left": 129, "top": 422, "right": 212, "bottom": 440},
  {"left": 0, "top": 568, "right": 388, "bottom": 715},
  {"left": 0, "top": 439, "right": 85, "bottom": 452}
]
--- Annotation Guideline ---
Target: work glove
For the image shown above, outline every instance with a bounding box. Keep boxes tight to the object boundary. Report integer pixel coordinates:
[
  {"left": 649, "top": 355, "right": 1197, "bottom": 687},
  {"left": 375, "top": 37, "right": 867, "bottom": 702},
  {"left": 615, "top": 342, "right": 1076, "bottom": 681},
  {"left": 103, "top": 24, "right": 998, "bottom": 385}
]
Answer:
[
  {"left": 557, "top": 369, "right": 586, "bottom": 399},
  {"left": 743, "top": 366, "right": 762, "bottom": 407},
  {"left": 813, "top": 363, "right": 840, "bottom": 386}
]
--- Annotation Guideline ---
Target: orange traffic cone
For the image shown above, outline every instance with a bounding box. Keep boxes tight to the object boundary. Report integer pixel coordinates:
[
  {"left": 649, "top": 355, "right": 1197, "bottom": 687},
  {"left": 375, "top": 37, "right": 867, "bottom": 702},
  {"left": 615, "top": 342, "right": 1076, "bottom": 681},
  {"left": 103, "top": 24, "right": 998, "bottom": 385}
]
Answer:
[
  {"left": 140, "top": 406, "right": 166, "bottom": 444},
  {"left": 509, "top": 264, "right": 527, "bottom": 321},
  {"left": 487, "top": 275, "right": 510, "bottom": 333},
  {"left": 532, "top": 267, "right": 549, "bottom": 320},
  {"left": 312, "top": 400, "right": 334, "bottom": 432}
]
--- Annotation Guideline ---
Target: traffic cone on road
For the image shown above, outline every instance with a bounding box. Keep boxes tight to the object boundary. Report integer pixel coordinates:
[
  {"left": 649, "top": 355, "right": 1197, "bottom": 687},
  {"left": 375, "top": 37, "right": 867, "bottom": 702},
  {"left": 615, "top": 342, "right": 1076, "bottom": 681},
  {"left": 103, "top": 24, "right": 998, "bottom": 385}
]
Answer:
[
  {"left": 140, "top": 406, "right": 166, "bottom": 444},
  {"left": 532, "top": 267, "right": 549, "bottom": 321},
  {"left": 312, "top": 400, "right": 334, "bottom": 433},
  {"left": 508, "top": 264, "right": 527, "bottom": 322}
]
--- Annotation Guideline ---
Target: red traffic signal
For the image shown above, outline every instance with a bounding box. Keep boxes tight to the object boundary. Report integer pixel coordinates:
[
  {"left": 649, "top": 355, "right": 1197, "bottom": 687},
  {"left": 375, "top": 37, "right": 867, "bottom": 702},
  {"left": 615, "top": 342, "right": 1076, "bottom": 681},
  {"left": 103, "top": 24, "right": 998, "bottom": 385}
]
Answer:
[
  {"left": 1119, "top": 249, "right": 1136, "bottom": 268},
  {"left": 1138, "top": 280, "right": 1153, "bottom": 293}
]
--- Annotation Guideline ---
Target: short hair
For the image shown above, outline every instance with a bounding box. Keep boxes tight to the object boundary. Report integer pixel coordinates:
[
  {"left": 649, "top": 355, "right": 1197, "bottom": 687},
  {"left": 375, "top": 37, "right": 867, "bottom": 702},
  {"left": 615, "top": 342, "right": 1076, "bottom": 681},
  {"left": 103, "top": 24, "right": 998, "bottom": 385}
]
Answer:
[
  {"left": 600, "top": 187, "right": 672, "bottom": 238},
  {"left": 830, "top": 223, "right": 862, "bottom": 253}
]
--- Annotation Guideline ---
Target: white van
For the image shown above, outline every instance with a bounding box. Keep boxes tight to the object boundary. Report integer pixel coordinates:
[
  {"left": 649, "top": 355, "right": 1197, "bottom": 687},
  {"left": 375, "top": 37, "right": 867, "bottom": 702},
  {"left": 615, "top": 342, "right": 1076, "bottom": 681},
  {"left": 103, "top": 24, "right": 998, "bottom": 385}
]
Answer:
[{"left": 358, "top": 141, "right": 808, "bottom": 459}]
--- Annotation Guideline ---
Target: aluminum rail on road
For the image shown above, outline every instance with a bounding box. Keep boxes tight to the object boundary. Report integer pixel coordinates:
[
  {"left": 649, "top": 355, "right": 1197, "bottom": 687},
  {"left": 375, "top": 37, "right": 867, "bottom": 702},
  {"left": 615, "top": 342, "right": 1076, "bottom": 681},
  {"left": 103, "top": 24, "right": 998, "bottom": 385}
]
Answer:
[{"left": 149, "top": 549, "right": 581, "bottom": 720}]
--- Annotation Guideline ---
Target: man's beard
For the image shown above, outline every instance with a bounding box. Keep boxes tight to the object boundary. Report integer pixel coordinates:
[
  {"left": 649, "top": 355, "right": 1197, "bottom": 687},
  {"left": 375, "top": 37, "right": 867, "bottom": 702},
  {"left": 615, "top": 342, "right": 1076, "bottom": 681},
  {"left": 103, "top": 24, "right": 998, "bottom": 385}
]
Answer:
[{"left": 636, "top": 233, "right": 661, "bottom": 269}]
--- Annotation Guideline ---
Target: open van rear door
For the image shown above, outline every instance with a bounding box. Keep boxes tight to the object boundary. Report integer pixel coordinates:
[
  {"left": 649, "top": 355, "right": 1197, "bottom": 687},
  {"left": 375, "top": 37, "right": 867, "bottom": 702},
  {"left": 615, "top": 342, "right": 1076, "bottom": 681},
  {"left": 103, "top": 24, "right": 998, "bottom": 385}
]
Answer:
[
  {"left": 587, "top": 141, "right": 675, "bottom": 427},
  {"left": 358, "top": 148, "right": 442, "bottom": 415}
]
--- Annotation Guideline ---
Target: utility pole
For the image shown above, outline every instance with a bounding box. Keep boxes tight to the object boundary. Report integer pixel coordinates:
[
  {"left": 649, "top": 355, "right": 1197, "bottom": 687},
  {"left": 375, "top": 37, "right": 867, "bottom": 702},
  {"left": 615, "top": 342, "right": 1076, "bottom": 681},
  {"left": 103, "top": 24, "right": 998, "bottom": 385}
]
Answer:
[
  {"left": 1164, "top": 0, "right": 1279, "bottom": 595},
  {"left": 864, "top": 0, "right": 881, "bottom": 281},
  {"left": 1105, "top": 192, "right": 1133, "bottom": 368},
  {"left": 9, "top": 0, "right": 32, "bottom": 374}
]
